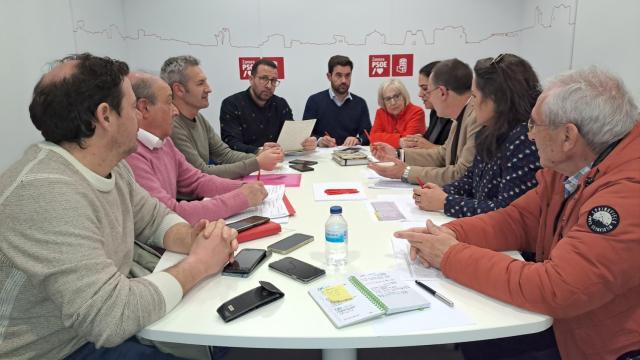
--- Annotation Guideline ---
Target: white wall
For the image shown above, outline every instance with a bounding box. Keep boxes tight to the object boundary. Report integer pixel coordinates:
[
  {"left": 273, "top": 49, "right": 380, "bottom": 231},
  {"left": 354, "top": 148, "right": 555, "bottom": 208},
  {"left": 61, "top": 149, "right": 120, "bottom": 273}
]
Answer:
[
  {"left": 1, "top": 0, "right": 638, "bottom": 172},
  {"left": 572, "top": 0, "right": 640, "bottom": 98}
]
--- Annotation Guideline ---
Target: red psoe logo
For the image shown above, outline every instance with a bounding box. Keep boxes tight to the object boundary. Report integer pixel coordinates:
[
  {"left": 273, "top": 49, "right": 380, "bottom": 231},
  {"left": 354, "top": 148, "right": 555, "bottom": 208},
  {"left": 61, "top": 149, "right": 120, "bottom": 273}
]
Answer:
[
  {"left": 369, "top": 55, "right": 390, "bottom": 77},
  {"left": 239, "top": 57, "right": 259, "bottom": 80},
  {"left": 392, "top": 54, "right": 413, "bottom": 77}
]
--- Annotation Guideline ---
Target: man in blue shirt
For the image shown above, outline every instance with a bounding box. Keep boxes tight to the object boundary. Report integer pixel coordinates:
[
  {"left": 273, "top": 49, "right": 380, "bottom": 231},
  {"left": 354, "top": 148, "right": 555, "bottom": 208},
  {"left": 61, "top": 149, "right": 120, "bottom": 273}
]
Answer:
[{"left": 303, "top": 55, "right": 371, "bottom": 147}]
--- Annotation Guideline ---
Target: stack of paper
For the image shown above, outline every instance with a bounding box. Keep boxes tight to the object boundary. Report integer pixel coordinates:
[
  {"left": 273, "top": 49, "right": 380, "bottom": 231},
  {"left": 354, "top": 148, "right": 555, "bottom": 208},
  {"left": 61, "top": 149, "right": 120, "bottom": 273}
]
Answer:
[{"left": 225, "top": 185, "right": 291, "bottom": 224}]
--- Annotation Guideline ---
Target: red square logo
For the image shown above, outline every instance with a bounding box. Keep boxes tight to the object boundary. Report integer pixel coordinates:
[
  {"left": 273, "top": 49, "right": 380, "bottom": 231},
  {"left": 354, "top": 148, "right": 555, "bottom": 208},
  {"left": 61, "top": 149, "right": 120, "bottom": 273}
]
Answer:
[
  {"left": 369, "top": 55, "right": 391, "bottom": 77},
  {"left": 238, "top": 57, "right": 259, "bottom": 80},
  {"left": 392, "top": 54, "right": 413, "bottom": 77},
  {"left": 262, "top": 57, "right": 285, "bottom": 79}
]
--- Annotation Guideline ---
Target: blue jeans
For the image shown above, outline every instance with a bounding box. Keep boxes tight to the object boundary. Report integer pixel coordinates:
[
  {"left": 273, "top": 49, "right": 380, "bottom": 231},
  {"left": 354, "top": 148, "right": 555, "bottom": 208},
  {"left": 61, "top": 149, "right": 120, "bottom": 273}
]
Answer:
[{"left": 65, "top": 337, "right": 183, "bottom": 360}]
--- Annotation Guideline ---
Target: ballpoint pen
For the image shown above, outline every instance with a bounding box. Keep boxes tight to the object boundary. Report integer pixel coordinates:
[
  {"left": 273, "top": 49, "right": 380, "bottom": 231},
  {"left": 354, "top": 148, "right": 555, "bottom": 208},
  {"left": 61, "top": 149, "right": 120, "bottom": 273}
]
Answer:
[
  {"left": 257, "top": 170, "right": 261, "bottom": 181},
  {"left": 414, "top": 280, "right": 454, "bottom": 307},
  {"left": 417, "top": 178, "right": 426, "bottom": 189}
]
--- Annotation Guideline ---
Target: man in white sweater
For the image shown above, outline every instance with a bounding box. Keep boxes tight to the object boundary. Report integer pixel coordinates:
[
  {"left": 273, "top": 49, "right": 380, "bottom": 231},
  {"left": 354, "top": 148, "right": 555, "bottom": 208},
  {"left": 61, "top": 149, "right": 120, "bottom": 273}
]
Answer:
[{"left": 0, "top": 53, "right": 237, "bottom": 359}]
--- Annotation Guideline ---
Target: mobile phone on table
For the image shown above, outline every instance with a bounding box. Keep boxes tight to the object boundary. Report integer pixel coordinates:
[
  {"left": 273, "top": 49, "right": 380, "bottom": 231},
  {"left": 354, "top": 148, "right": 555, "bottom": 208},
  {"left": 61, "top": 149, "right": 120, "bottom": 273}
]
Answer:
[
  {"left": 267, "top": 233, "right": 314, "bottom": 255},
  {"left": 289, "top": 159, "right": 318, "bottom": 166},
  {"left": 268, "top": 257, "right": 325, "bottom": 283},
  {"left": 226, "top": 215, "right": 270, "bottom": 232},
  {"left": 222, "top": 248, "right": 271, "bottom": 277},
  {"left": 290, "top": 163, "right": 314, "bottom": 172}
]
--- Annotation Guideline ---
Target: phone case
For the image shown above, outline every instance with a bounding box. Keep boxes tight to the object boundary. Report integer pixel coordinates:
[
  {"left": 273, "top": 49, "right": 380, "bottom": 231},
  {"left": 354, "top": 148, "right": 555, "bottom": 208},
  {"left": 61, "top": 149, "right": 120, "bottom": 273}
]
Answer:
[
  {"left": 268, "top": 257, "right": 326, "bottom": 283},
  {"left": 290, "top": 164, "right": 314, "bottom": 172},
  {"left": 221, "top": 250, "right": 271, "bottom": 278},
  {"left": 217, "top": 281, "right": 284, "bottom": 322}
]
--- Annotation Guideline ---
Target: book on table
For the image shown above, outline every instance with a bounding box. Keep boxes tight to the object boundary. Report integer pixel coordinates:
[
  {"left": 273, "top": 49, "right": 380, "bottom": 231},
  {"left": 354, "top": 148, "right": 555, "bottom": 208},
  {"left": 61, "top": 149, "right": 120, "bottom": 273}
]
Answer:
[
  {"left": 332, "top": 148, "right": 369, "bottom": 166},
  {"left": 308, "top": 271, "right": 430, "bottom": 328}
]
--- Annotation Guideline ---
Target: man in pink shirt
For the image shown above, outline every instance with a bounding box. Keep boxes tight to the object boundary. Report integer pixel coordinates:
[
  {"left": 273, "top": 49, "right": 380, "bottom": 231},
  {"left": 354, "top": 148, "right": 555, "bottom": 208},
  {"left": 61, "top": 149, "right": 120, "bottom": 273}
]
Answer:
[{"left": 126, "top": 72, "right": 267, "bottom": 224}]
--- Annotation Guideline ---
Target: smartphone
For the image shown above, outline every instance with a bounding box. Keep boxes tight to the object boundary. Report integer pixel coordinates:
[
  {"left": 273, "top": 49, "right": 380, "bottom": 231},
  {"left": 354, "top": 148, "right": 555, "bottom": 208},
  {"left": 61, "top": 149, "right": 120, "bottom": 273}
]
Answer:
[
  {"left": 290, "top": 163, "right": 314, "bottom": 172},
  {"left": 222, "top": 248, "right": 271, "bottom": 277},
  {"left": 267, "top": 233, "right": 314, "bottom": 255},
  {"left": 268, "top": 257, "right": 325, "bottom": 283},
  {"left": 226, "top": 215, "right": 270, "bottom": 232},
  {"left": 289, "top": 159, "right": 318, "bottom": 166}
]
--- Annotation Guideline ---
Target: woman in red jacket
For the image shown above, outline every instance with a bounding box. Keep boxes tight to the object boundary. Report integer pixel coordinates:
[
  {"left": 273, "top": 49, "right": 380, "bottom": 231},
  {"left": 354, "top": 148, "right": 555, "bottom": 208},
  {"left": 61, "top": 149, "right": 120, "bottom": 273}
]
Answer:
[{"left": 370, "top": 79, "right": 425, "bottom": 148}]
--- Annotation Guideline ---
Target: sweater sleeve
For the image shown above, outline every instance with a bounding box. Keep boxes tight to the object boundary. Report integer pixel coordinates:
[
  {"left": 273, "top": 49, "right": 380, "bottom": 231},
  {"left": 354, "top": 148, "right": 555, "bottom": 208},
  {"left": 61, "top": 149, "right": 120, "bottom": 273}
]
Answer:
[
  {"left": 441, "top": 178, "right": 640, "bottom": 318},
  {"left": 220, "top": 97, "right": 259, "bottom": 154},
  {"left": 0, "top": 174, "right": 172, "bottom": 347},
  {"left": 443, "top": 129, "right": 540, "bottom": 218},
  {"left": 207, "top": 126, "right": 260, "bottom": 179}
]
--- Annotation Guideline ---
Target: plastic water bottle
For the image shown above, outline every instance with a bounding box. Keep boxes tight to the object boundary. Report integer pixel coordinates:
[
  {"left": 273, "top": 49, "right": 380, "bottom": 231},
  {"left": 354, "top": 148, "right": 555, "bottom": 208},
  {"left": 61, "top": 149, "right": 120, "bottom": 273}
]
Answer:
[{"left": 325, "top": 205, "right": 348, "bottom": 271}]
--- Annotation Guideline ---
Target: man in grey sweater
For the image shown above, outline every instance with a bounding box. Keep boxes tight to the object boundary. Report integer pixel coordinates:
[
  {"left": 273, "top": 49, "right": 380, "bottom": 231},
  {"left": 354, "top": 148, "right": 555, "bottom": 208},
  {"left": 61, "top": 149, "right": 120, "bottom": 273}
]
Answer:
[
  {"left": 0, "top": 53, "right": 238, "bottom": 359},
  {"left": 161, "top": 55, "right": 283, "bottom": 179}
]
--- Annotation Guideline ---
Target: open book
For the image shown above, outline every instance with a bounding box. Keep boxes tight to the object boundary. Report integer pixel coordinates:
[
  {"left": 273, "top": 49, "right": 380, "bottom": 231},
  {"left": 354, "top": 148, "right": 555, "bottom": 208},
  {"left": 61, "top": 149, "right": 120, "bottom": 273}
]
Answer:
[{"left": 308, "top": 272, "right": 430, "bottom": 328}]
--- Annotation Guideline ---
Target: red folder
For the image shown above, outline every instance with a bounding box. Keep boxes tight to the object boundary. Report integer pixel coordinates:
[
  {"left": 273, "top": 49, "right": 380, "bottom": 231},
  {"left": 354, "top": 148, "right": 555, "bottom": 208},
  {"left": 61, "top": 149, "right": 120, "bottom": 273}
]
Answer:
[
  {"left": 237, "top": 221, "right": 282, "bottom": 243},
  {"left": 283, "top": 194, "right": 296, "bottom": 216}
]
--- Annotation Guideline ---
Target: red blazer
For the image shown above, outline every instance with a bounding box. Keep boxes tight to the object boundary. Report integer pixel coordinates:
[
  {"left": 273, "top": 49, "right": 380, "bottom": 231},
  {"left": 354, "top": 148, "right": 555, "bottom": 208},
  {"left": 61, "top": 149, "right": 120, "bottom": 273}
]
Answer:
[
  {"left": 370, "top": 103, "right": 425, "bottom": 148},
  {"left": 442, "top": 123, "right": 640, "bottom": 359}
]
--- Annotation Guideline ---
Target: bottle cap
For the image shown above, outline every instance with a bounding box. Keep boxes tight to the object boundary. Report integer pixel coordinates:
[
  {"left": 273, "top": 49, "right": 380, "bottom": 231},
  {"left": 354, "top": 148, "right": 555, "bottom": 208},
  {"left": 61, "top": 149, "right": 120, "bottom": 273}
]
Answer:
[{"left": 330, "top": 205, "right": 342, "bottom": 214}]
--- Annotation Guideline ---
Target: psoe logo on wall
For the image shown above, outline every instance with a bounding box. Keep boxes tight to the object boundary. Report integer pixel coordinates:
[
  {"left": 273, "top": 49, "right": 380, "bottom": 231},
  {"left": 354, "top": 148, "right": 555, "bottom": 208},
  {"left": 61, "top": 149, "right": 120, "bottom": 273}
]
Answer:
[
  {"left": 392, "top": 54, "right": 413, "bottom": 77},
  {"left": 369, "top": 55, "right": 390, "bottom": 77},
  {"left": 238, "top": 57, "right": 285, "bottom": 80}
]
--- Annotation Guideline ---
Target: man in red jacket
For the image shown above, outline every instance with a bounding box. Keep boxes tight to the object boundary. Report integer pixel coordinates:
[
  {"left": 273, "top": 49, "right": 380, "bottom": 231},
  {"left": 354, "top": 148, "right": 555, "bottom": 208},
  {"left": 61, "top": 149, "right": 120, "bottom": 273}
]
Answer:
[{"left": 395, "top": 67, "right": 640, "bottom": 360}]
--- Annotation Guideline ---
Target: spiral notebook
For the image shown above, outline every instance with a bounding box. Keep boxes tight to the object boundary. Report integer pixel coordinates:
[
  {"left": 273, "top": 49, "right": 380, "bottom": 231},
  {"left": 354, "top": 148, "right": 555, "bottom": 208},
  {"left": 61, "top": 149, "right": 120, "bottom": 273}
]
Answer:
[{"left": 308, "top": 272, "right": 430, "bottom": 328}]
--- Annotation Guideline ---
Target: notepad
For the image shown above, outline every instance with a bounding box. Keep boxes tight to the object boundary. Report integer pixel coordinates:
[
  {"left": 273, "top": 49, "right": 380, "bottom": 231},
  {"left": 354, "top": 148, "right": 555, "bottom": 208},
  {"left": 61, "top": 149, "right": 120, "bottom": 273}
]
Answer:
[{"left": 308, "top": 272, "right": 430, "bottom": 328}]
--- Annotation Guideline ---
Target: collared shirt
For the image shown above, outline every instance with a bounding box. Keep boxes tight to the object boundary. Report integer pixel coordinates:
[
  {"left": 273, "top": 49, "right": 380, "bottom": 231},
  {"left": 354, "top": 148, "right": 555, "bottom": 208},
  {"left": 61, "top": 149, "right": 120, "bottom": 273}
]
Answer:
[
  {"left": 137, "top": 128, "right": 164, "bottom": 150},
  {"left": 328, "top": 88, "right": 352, "bottom": 107},
  {"left": 563, "top": 164, "right": 592, "bottom": 198}
]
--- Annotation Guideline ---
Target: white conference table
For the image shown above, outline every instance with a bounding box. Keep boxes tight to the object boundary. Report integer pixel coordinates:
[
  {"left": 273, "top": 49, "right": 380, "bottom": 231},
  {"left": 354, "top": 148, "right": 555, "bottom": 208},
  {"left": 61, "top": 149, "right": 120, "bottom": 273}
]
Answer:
[{"left": 138, "top": 147, "right": 552, "bottom": 360}]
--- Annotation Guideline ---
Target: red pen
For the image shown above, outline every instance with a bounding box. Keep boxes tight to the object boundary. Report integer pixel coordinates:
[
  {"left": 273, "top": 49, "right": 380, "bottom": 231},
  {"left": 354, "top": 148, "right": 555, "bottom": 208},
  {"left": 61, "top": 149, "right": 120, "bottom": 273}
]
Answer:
[
  {"left": 324, "top": 188, "right": 359, "bottom": 195},
  {"left": 324, "top": 131, "right": 332, "bottom": 138},
  {"left": 363, "top": 129, "right": 371, "bottom": 141},
  {"left": 257, "top": 170, "right": 261, "bottom": 181},
  {"left": 417, "top": 178, "right": 426, "bottom": 189}
]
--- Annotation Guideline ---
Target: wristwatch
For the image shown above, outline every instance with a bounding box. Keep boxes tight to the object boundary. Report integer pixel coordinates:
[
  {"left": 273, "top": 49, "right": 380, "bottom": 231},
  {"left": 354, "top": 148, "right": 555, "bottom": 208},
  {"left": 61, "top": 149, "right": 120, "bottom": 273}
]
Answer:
[{"left": 401, "top": 166, "right": 411, "bottom": 183}]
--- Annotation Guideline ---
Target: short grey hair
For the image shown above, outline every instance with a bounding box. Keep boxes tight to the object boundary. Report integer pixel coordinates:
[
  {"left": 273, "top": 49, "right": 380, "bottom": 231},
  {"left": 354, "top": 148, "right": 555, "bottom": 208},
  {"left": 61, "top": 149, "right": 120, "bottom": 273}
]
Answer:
[
  {"left": 377, "top": 78, "right": 411, "bottom": 108},
  {"left": 543, "top": 66, "right": 639, "bottom": 154},
  {"left": 130, "top": 73, "right": 157, "bottom": 104},
  {"left": 160, "top": 55, "right": 200, "bottom": 87}
]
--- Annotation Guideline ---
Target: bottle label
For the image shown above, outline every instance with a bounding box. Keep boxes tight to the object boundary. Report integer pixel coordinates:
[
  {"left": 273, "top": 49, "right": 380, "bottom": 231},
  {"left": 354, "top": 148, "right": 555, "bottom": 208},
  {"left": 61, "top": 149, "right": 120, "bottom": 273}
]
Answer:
[{"left": 325, "top": 230, "right": 347, "bottom": 243}]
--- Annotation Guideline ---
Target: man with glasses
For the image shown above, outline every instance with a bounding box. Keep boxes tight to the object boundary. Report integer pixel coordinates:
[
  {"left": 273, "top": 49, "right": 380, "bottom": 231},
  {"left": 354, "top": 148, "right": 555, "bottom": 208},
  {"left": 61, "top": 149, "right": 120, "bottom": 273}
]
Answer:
[
  {"left": 161, "top": 55, "right": 283, "bottom": 180},
  {"left": 220, "top": 59, "right": 316, "bottom": 154},
  {"left": 303, "top": 55, "right": 371, "bottom": 147},
  {"left": 396, "top": 67, "right": 640, "bottom": 359},
  {"left": 369, "top": 58, "right": 481, "bottom": 186}
]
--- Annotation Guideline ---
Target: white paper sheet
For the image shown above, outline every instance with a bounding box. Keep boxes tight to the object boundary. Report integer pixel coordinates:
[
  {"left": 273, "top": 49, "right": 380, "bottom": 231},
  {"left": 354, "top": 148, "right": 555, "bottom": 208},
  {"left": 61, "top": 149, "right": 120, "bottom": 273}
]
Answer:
[
  {"left": 277, "top": 119, "right": 316, "bottom": 152},
  {"left": 225, "top": 185, "right": 289, "bottom": 221}
]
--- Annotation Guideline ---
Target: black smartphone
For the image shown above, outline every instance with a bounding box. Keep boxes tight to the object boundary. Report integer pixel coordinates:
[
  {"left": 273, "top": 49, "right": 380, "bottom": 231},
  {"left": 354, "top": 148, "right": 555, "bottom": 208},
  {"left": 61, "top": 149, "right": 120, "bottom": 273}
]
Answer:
[
  {"left": 226, "top": 215, "right": 270, "bottom": 232},
  {"left": 290, "top": 163, "right": 314, "bottom": 172},
  {"left": 289, "top": 159, "right": 318, "bottom": 166},
  {"left": 222, "top": 248, "right": 271, "bottom": 277},
  {"left": 268, "top": 257, "right": 325, "bottom": 283},
  {"left": 267, "top": 233, "right": 314, "bottom": 255}
]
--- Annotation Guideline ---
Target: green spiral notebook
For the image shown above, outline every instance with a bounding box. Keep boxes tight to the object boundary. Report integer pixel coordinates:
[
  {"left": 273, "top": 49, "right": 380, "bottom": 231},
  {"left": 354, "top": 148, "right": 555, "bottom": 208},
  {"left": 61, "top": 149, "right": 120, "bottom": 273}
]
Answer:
[{"left": 308, "top": 272, "right": 430, "bottom": 328}]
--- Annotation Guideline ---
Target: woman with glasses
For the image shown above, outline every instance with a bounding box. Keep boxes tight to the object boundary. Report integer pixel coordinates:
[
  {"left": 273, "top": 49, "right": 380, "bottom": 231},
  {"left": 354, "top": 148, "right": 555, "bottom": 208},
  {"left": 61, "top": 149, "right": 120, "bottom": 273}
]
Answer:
[
  {"left": 413, "top": 53, "right": 542, "bottom": 218},
  {"left": 370, "top": 78, "right": 426, "bottom": 148}
]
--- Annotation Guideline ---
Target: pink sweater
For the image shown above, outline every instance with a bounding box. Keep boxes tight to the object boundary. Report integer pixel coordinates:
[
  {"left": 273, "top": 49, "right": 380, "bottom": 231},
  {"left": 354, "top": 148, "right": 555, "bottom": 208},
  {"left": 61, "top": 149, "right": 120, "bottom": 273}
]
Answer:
[{"left": 126, "top": 138, "right": 250, "bottom": 224}]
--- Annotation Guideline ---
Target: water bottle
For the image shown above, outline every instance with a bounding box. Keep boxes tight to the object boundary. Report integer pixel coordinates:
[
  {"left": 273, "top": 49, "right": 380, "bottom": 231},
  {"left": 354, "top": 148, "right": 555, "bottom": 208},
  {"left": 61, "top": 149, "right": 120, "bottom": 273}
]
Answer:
[{"left": 325, "top": 205, "right": 348, "bottom": 270}]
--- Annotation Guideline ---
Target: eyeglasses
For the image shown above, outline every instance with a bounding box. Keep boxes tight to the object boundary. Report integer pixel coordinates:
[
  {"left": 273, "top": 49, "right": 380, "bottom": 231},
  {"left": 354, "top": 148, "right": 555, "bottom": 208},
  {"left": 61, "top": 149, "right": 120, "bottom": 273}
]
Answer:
[
  {"left": 383, "top": 93, "right": 403, "bottom": 104},
  {"left": 255, "top": 76, "right": 280, "bottom": 87},
  {"left": 423, "top": 86, "right": 441, "bottom": 98},
  {"left": 527, "top": 117, "right": 550, "bottom": 132}
]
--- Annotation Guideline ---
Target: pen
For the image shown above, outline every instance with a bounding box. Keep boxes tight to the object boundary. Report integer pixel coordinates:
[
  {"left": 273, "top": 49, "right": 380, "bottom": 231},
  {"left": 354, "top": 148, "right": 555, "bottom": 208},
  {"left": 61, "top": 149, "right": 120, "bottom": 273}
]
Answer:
[
  {"left": 415, "top": 280, "right": 454, "bottom": 307},
  {"left": 324, "top": 131, "right": 332, "bottom": 138},
  {"left": 363, "top": 129, "right": 371, "bottom": 141},
  {"left": 257, "top": 170, "right": 261, "bottom": 181},
  {"left": 417, "top": 178, "right": 426, "bottom": 189}
]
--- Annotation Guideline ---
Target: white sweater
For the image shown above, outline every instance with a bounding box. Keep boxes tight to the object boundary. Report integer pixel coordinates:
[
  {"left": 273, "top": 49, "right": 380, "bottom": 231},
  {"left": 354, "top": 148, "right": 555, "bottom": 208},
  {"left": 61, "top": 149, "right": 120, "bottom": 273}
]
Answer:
[{"left": 0, "top": 143, "right": 185, "bottom": 359}]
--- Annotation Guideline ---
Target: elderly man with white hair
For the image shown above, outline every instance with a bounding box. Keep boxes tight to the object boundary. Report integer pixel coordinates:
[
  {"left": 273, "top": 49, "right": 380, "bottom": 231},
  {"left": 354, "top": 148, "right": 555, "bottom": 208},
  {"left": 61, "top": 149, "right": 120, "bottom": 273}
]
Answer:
[{"left": 395, "top": 67, "right": 640, "bottom": 360}]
